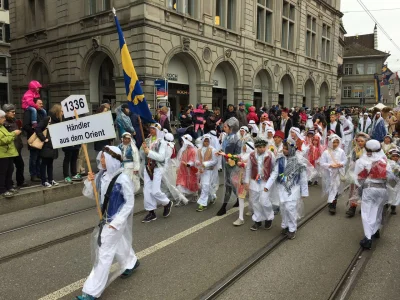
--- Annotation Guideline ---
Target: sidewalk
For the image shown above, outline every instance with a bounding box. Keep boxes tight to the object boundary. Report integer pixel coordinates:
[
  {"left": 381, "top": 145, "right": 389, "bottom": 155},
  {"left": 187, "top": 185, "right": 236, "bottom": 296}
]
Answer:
[{"left": 19, "top": 138, "right": 98, "bottom": 184}]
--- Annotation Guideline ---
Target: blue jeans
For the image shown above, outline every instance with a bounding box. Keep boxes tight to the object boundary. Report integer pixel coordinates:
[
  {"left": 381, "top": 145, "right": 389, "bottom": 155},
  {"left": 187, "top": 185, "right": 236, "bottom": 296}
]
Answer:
[
  {"left": 27, "top": 106, "right": 37, "bottom": 123},
  {"left": 29, "top": 148, "right": 41, "bottom": 177}
]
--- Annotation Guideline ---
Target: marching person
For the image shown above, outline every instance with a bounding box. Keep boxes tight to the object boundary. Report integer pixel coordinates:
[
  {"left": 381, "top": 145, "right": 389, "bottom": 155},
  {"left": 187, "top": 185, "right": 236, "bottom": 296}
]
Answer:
[
  {"left": 116, "top": 104, "right": 136, "bottom": 139},
  {"left": 320, "top": 134, "right": 347, "bottom": 214},
  {"left": 340, "top": 114, "right": 354, "bottom": 155},
  {"left": 358, "top": 112, "right": 371, "bottom": 134},
  {"left": 370, "top": 111, "right": 387, "bottom": 142},
  {"left": 176, "top": 134, "right": 199, "bottom": 202},
  {"left": 237, "top": 126, "right": 251, "bottom": 146},
  {"left": 328, "top": 111, "right": 344, "bottom": 139},
  {"left": 354, "top": 140, "right": 392, "bottom": 249},
  {"left": 243, "top": 138, "right": 275, "bottom": 231},
  {"left": 140, "top": 123, "right": 173, "bottom": 223},
  {"left": 77, "top": 146, "right": 139, "bottom": 300},
  {"left": 267, "top": 141, "right": 309, "bottom": 239},
  {"left": 273, "top": 130, "right": 285, "bottom": 157},
  {"left": 196, "top": 134, "right": 219, "bottom": 212},
  {"left": 118, "top": 132, "right": 140, "bottom": 193},
  {"left": 216, "top": 117, "right": 242, "bottom": 216},
  {"left": 288, "top": 127, "right": 307, "bottom": 157},
  {"left": 381, "top": 134, "right": 397, "bottom": 156},
  {"left": 248, "top": 120, "right": 259, "bottom": 138}
]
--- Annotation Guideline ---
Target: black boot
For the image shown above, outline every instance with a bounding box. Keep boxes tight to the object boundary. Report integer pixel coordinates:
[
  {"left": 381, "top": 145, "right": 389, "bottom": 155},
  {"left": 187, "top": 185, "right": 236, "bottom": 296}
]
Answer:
[
  {"left": 233, "top": 198, "right": 239, "bottom": 208},
  {"left": 346, "top": 206, "right": 356, "bottom": 218},
  {"left": 360, "top": 237, "right": 372, "bottom": 250},
  {"left": 391, "top": 205, "right": 397, "bottom": 215},
  {"left": 328, "top": 201, "right": 337, "bottom": 215},
  {"left": 373, "top": 230, "right": 380, "bottom": 239},
  {"left": 217, "top": 203, "right": 227, "bottom": 216}
]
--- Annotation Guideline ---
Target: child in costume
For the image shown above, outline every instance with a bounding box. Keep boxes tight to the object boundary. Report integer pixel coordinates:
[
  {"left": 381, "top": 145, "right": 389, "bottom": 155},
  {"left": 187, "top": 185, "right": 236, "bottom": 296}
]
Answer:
[
  {"left": 176, "top": 134, "right": 199, "bottom": 201},
  {"left": 307, "top": 135, "right": 324, "bottom": 185},
  {"left": 243, "top": 138, "right": 275, "bottom": 231},
  {"left": 320, "top": 134, "right": 347, "bottom": 215},
  {"left": 118, "top": 132, "right": 140, "bottom": 193},
  {"left": 196, "top": 134, "right": 219, "bottom": 212},
  {"left": 232, "top": 141, "right": 255, "bottom": 226},
  {"left": 267, "top": 141, "right": 309, "bottom": 239},
  {"left": 381, "top": 134, "right": 397, "bottom": 157},
  {"left": 78, "top": 146, "right": 139, "bottom": 300}
]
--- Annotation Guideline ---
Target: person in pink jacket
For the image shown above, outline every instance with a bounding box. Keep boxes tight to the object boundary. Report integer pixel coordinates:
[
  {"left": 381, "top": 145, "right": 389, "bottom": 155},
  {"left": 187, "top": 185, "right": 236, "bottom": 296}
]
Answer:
[
  {"left": 21, "top": 81, "right": 43, "bottom": 127},
  {"left": 247, "top": 106, "right": 259, "bottom": 124}
]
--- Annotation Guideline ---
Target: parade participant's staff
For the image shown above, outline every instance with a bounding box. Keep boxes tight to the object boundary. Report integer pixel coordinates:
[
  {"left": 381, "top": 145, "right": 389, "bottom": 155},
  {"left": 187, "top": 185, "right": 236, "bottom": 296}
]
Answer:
[{"left": 78, "top": 146, "right": 139, "bottom": 300}]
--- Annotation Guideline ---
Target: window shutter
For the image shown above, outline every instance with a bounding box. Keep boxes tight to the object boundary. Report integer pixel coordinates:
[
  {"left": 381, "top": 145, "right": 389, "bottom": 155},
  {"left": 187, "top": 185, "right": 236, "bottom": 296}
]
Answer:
[
  {"left": 4, "top": 0, "right": 9, "bottom": 10},
  {"left": 5, "top": 24, "right": 10, "bottom": 43}
]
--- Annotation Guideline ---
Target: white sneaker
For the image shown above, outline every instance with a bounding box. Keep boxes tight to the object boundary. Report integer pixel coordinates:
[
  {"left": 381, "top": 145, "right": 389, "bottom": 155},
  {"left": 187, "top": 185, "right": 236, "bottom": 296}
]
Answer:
[
  {"left": 51, "top": 180, "right": 59, "bottom": 186},
  {"left": 233, "top": 218, "right": 245, "bottom": 226},
  {"left": 245, "top": 211, "right": 253, "bottom": 216},
  {"left": 42, "top": 182, "right": 52, "bottom": 188}
]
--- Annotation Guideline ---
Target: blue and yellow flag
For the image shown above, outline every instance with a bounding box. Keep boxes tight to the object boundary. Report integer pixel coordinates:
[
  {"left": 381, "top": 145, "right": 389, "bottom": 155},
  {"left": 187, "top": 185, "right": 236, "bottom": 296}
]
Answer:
[{"left": 115, "top": 14, "right": 154, "bottom": 123}]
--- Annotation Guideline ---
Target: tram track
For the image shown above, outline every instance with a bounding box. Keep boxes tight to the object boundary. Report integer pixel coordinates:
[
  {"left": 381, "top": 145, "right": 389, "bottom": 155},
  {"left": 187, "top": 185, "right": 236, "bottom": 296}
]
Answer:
[{"left": 196, "top": 200, "right": 393, "bottom": 300}]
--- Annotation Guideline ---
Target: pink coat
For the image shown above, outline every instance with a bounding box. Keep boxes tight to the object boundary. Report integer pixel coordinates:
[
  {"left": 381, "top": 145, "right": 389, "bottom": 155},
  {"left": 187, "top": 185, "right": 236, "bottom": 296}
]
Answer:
[{"left": 21, "top": 81, "right": 42, "bottom": 110}]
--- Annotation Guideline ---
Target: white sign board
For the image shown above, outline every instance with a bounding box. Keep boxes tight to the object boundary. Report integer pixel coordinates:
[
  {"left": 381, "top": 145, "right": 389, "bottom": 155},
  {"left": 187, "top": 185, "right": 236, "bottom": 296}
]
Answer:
[
  {"left": 61, "top": 95, "right": 89, "bottom": 118},
  {"left": 48, "top": 111, "right": 116, "bottom": 149}
]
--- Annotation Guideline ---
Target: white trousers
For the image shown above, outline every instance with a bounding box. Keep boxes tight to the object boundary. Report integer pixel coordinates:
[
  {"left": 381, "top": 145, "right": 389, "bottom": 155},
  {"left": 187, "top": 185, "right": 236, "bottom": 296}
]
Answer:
[
  {"left": 83, "top": 226, "right": 137, "bottom": 298},
  {"left": 144, "top": 168, "right": 170, "bottom": 211},
  {"left": 344, "top": 137, "right": 352, "bottom": 155},
  {"left": 197, "top": 170, "right": 214, "bottom": 207},
  {"left": 250, "top": 189, "right": 274, "bottom": 223},
  {"left": 281, "top": 200, "right": 298, "bottom": 232},
  {"left": 361, "top": 187, "right": 387, "bottom": 239}
]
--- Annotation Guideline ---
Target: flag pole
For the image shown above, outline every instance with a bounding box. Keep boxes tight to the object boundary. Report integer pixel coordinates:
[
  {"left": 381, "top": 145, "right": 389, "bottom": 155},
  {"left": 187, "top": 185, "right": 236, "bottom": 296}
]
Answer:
[{"left": 74, "top": 110, "right": 102, "bottom": 220}]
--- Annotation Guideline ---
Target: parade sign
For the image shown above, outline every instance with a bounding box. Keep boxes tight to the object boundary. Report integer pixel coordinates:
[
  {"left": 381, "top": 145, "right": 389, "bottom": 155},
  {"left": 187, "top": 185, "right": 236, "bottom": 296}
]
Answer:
[
  {"left": 48, "top": 111, "right": 116, "bottom": 149},
  {"left": 61, "top": 95, "right": 89, "bottom": 118}
]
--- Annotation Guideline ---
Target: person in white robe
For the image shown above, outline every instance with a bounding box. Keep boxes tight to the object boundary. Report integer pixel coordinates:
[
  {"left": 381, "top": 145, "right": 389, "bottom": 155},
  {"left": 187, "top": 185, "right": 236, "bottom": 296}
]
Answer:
[
  {"left": 266, "top": 141, "right": 309, "bottom": 239},
  {"left": 118, "top": 132, "right": 140, "bottom": 193},
  {"left": 358, "top": 113, "right": 372, "bottom": 134},
  {"left": 340, "top": 114, "right": 354, "bottom": 155},
  {"left": 320, "top": 134, "right": 347, "bottom": 215},
  {"left": 78, "top": 146, "right": 139, "bottom": 300}
]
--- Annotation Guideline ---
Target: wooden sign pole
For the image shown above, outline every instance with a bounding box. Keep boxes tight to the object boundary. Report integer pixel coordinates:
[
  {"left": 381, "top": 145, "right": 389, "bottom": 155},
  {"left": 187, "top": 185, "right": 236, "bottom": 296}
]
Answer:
[
  {"left": 138, "top": 116, "right": 146, "bottom": 144},
  {"left": 74, "top": 110, "right": 102, "bottom": 220}
]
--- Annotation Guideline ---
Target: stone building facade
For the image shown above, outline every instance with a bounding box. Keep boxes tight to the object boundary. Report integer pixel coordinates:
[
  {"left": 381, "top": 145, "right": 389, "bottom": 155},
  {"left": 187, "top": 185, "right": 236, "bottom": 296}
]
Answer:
[
  {"left": 0, "top": 0, "right": 11, "bottom": 107},
  {"left": 10, "top": 0, "right": 342, "bottom": 118}
]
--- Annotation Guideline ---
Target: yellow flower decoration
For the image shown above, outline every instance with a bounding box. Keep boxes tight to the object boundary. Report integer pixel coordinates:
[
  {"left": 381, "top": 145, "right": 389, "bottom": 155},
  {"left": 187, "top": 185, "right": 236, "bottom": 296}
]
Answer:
[
  {"left": 228, "top": 158, "right": 236, "bottom": 167},
  {"left": 227, "top": 154, "right": 232, "bottom": 158}
]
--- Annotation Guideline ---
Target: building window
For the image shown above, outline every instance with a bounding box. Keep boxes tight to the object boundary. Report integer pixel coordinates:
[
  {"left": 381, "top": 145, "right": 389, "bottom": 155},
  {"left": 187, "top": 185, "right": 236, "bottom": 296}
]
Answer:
[
  {"left": 0, "top": 0, "right": 9, "bottom": 10},
  {"left": 356, "top": 64, "right": 364, "bottom": 75},
  {"left": 353, "top": 86, "right": 363, "bottom": 98},
  {"left": 87, "top": 0, "right": 111, "bottom": 15},
  {"left": 367, "top": 64, "right": 376, "bottom": 74},
  {"left": 321, "top": 23, "right": 331, "bottom": 62},
  {"left": 344, "top": 64, "right": 353, "bottom": 75},
  {"left": 343, "top": 86, "right": 352, "bottom": 98},
  {"left": 215, "top": 0, "right": 236, "bottom": 30},
  {"left": 168, "top": 0, "right": 196, "bottom": 17},
  {"left": 366, "top": 85, "right": 374, "bottom": 97},
  {"left": 281, "top": 0, "right": 295, "bottom": 51},
  {"left": 306, "top": 15, "right": 316, "bottom": 58},
  {"left": 256, "top": 0, "right": 273, "bottom": 43},
  {"left": 0, "top": 23, "right": 9, "bottom": 43},
  {"left": 27, "top": 0, "right": 46, "bottom": 30}
]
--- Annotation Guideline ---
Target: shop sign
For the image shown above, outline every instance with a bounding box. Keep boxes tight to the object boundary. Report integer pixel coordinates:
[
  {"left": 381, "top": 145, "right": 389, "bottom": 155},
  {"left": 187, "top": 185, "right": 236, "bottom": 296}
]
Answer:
[
  {"left": 177, "top": 90, "right": 189, "bottom": 95},
  {"left": 167, "top": 73, "right": 178, "bottom": 81}
]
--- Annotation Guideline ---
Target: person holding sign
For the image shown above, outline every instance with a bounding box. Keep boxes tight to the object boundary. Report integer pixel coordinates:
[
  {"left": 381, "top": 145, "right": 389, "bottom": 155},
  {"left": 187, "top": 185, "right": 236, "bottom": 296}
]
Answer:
[
  {"left": 78, "top": 146, "right": 139, "bottom": 300},
  {"left": 140, "top": 123, "right": 173, "bottom": 223}
]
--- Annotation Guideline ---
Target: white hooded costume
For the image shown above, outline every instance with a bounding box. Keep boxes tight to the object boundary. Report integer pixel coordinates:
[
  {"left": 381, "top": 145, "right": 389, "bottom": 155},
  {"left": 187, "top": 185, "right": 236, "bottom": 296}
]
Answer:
[
  {"left": 354, "top": 140, "right": 393, "bottom": 240},
  {"left": 140, "top": 123, "right": 171, "bottom": 212},
  {"left": 118, "top": 132, "right": 141, "bottom": 193},
  {"left": 358, "top": 113, "right": 372, "bottom": 134},
  {"left": 196, "top": 134, "right": 219, "bottom": 207},
  {"left": 210, "top": 130, "right": 222, "bottom": 171},
  {"left": 320, "top": 134, "right": 348, "bottom": 203},
  {"left": 340, "top": 114, "right": 354, "bottom": 155},
  {"left": 82, "top": 146, "right": 138, "bottom": 298}
]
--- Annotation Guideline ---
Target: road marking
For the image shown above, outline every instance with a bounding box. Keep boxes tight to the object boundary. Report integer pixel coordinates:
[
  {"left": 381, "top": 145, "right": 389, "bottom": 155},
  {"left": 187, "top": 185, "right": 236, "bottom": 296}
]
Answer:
[{"left": 38, "top": 204, "right": 246, "bottom": 300}]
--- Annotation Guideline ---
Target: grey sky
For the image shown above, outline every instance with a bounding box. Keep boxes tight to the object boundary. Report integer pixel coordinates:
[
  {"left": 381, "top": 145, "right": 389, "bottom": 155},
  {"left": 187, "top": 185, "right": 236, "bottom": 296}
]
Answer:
[{"left": 341, "top": 0, "right": 400, "bottom": 72}]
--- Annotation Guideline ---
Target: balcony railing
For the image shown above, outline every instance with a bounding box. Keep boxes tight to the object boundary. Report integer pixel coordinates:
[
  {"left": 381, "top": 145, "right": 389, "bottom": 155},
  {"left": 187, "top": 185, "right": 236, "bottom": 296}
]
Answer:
[{"left": 0, "top": 68, "right": 12, "bottom": 76}]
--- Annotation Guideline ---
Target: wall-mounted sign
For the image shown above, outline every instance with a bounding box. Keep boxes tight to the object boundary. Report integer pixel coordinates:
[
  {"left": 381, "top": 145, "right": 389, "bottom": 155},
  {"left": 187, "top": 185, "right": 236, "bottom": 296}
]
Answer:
[
  {"left": 167, "top": 73, "right": 178, "bottom": 81},
  {"left": 177, "top": 90, "right": 189, "bottom": 95}
]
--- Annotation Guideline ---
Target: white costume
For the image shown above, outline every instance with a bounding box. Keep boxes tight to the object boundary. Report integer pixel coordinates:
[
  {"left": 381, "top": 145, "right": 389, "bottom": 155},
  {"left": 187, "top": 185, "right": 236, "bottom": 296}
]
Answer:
[
  {"left": 354, "top": 140, "right": 392, "bottom": 246},
  {"left": 248, "top": 120, "right": 259, "bottom": 138},
  {"left": 266, "top": 127, "right": 275, "bottom": 147},
  {"left": 288, "top": 127, "right": 309, "bottom": 157},
  {"left": 329, "top": 120, "right": 345, "bottom": 145},
  {"left": 210, "top": 129, "right": 223, "bottom": 173},
  {"left": 244, "top": 141, "right": 275, "bottom": 224},
  {"left": 257, "top": 121, "right": 270, "bottom": 141},
  {"left": 196, "top": 134, "right": 219, "bottom": 208},
  {"left": 320, "top": 134, "right": 347, "bottom": 203},
  {"left": 267, "top": 145, "right": 309, "bottom": 233},
  {"left": 81, "top": 146, "right": 138, "bottom": 298},
  {"left": 118, "top": 132, "right": 140, "bottom": 193},
  {"left": 340, "top": 115, "right": 354, "bottom": 155},
  {"left": 358, "top": 114, "right": 372, "bottom": 134},
  {"left": 140, "top": 124, "right": 171, "bottom": 212}
]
